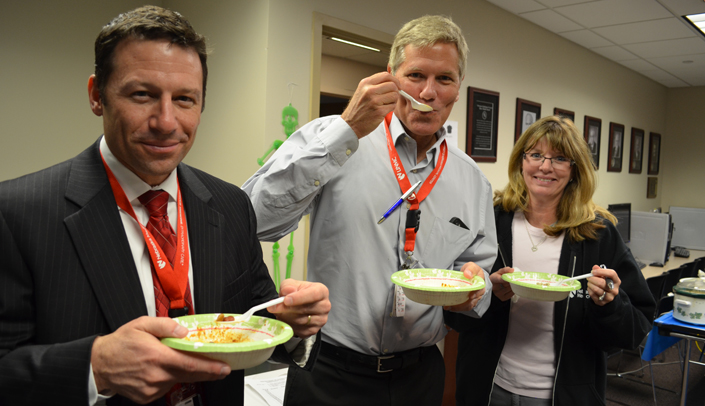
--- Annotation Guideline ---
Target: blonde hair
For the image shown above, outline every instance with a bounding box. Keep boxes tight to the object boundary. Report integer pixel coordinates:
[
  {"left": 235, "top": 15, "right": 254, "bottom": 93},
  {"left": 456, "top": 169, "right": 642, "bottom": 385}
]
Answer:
[
  {"left": 388, "top": 15, "right": 468, "bottom": 78},
  {"left": 494, "top": 115, "right": 616, "bottom": 242}
]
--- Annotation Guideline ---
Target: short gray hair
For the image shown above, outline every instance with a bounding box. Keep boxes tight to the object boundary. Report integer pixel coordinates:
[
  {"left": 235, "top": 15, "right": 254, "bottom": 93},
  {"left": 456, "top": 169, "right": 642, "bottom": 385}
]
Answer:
[{"left": 388, "top": 15, "right": 468, "bottom": 78}]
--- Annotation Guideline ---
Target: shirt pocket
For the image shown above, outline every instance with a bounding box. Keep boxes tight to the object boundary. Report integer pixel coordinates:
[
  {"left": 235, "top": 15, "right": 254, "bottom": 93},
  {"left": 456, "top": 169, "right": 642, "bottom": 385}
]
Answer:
[{"left": 421, "top": 216, "right": 475, "bottom": 269}]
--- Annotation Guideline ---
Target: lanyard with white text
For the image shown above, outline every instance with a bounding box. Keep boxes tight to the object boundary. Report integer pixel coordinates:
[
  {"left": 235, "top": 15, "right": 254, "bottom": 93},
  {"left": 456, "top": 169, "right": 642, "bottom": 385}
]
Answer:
[
  {"left": 383, "top": 112, "right": 448, "bottom": 260},
  {"left": 100, "top": 152, "right": 191, "bottom": 311}
]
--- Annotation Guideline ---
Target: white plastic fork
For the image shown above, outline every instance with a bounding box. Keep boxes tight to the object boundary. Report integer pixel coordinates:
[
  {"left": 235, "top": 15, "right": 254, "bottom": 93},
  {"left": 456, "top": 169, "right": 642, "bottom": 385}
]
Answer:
[
  {"left": 552, "top": 272, "right": 593, "bottom": 286},
  {"left": 399, "top": 90, "right": 433, "bottom": 112},
  {"left": 233, "top": 297, "right": 285, "bottom": 322}
]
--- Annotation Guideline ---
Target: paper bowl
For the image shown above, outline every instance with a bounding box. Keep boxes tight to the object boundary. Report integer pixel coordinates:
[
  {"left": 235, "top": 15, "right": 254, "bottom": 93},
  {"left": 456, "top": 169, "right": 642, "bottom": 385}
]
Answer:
[
  {"left": 161, "top": 313, "right": 293, "bottom": 370},
  {"left": 391, "top": 268, "right": 485, "bottom": 306},
  {"left": 502, "top": 271, "right": 582, "bottom": 302}
]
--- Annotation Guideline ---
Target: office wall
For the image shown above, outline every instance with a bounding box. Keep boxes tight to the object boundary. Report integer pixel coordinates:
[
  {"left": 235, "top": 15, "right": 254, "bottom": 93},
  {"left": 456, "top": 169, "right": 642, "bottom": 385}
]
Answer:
[
  {"left": 662, "top": 86, "right": 705, "bottom": 211},
  {"left": 2, "top": 0, "right": 703, "bottom": 282}
]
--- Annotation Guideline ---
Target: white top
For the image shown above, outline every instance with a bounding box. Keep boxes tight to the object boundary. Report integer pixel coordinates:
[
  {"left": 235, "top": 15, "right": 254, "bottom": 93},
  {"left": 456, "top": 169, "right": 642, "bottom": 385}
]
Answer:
[{"left": 494, "top": 211, "right": 565, "bottom": 399}]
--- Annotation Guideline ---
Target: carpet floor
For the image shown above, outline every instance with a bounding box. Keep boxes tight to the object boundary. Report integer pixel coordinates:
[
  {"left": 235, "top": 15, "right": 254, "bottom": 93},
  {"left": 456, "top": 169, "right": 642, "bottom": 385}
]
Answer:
[{"left": 606, "top": 342, "right": 705, "bottom": 405}]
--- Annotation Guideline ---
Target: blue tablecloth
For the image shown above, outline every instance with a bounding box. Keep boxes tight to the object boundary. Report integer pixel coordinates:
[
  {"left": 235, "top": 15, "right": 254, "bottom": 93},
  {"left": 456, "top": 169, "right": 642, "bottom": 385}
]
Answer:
[{"left": 642, "top": 311, "right": 705, "bottom": 361}]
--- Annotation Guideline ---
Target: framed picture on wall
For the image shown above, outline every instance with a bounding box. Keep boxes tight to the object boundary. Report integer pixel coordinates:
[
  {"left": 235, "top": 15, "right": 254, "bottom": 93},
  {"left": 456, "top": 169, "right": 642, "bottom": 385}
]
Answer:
[
  {"left": 647, "top": 177, "right": 658, "bottom": 198},
  {"left": 648, "top": 132, "right": 661, "bottom": 175},
  {"left": 515, "top": 98, "right": 541, "bottom": 142},
  {"left": 554, "top": 107, "right": 575, "bottom": 123},
  {"left": 607, "top": 122, "right": 625, "bottom": 172},
  {"left": 584, "top": 116, "right": 601, "bottom": 169},
  {"left": 629, "top": 127, "right": 645, "bottom": 174},
  {"left": 466, "top": 87, "right": 499, "bottom": 163}
]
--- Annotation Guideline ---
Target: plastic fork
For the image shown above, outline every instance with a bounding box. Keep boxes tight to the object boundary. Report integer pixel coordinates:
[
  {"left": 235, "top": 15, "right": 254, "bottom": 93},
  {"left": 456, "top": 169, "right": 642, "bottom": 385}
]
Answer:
[
  {"left": 399, "top": 90, "right": 433, "bottom": 112},
  {"left": 232, "top": 297, "right": 285, "bottom": 322},
  {"left": 552, "top": 272, "right": 594, "bottom": 286}
]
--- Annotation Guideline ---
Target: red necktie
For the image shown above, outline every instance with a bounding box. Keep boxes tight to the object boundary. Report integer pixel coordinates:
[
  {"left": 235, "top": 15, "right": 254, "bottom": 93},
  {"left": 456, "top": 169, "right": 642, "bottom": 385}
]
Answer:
[
  {"left": 139, "top": 190, "right": 202, "bottom": 405},
  {"left": 138, "top": 190, "right": 194, "bottom": 317}
]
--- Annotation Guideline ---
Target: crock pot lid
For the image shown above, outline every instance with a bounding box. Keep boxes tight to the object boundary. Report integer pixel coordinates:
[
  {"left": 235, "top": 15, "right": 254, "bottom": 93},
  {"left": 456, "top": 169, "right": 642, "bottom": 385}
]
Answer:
[{"left": 674, "top": 277, "right": 705, "bottom": 297}]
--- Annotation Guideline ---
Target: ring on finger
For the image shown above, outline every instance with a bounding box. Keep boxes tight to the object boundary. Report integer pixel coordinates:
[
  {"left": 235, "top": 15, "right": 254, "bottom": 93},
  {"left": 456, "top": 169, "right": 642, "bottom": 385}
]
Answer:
[
  {"left": 598, "top": 292, "right": 606, "bottom": 301},
  {"left": 305, "top": 314, "right": 312, "bottom": 325}
]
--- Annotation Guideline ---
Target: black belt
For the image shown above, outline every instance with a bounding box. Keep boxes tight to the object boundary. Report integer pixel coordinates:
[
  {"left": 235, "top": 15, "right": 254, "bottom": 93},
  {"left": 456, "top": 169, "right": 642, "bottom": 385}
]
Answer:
[{"left": 321, "top": 341, "right": 434, "bottom": 373}]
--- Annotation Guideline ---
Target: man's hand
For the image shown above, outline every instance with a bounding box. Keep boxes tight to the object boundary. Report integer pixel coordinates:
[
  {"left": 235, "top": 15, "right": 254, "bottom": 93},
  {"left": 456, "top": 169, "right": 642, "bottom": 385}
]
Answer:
[
  {"left": 444, "top": 262, "right": 486, "bottom": 312},
  {"left": 268, "top": 279, "right": 330, "bottom": 338},
  {"left": 91, "top": 316, "right": 231, "bottom": 404},
  {"left": 341, "top": 72, "right": 400, "bottom": 139}
]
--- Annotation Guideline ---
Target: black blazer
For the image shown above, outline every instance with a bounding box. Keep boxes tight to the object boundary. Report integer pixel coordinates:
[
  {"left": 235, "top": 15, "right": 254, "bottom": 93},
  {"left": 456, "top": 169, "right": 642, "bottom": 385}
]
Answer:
[{"left": 0, "top": 140, "right": 316, "bottom": 405}]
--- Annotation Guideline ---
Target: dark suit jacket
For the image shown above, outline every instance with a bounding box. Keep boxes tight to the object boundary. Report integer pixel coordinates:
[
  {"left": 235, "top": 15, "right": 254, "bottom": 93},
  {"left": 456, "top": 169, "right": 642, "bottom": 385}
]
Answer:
[{"left": 0, "top": 140, "right": 317, "bottom": 405}]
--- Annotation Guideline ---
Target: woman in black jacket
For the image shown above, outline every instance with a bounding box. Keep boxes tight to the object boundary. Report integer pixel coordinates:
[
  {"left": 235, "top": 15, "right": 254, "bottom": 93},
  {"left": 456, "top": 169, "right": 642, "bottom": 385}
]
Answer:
[{"left": 445, "top": 116, "right": 655, "bottom": 405}]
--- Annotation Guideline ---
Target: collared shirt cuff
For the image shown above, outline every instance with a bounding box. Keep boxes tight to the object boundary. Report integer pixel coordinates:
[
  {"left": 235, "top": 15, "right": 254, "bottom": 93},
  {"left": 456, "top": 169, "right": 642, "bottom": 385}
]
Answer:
[
  {"left": 283, "top": 335, "right": 316, "bottom": 368},
  {"left": 88, "top": 363, "right": 115, "bottom": 405}
]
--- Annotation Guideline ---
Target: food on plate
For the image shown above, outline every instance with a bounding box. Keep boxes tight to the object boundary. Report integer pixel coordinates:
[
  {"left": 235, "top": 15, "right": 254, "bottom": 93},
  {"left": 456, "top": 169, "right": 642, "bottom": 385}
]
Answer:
[
  {"left": 185, "top": 326, "right": 252, "bottom": 344},
  {"left": 215, "top": 313, "right": 235, "bottom": 322}
]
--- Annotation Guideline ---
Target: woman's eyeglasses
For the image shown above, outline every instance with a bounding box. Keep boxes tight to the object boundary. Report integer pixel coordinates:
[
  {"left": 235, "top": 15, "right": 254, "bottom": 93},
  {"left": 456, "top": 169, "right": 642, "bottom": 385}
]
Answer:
[{"left": 523, "top": 152, "right": 575, "bottom": 169}]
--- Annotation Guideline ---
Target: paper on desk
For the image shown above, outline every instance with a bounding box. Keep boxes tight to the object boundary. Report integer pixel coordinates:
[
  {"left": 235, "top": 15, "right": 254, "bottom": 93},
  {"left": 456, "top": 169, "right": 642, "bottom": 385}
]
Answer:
[{"left": 245, "top": 369, "right": 287, "bottom": 406}]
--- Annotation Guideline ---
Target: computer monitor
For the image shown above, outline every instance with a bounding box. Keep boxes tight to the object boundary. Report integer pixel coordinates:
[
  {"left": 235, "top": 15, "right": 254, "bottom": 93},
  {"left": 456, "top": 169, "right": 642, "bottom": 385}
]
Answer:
[{"left": 608, "top": 203, "right": 631, "bottom": 243}]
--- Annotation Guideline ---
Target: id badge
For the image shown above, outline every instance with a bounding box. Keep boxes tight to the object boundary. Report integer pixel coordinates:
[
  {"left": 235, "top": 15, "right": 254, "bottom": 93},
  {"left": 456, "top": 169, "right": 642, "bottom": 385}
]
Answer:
[
  {"left": 391, "top": 284, "right": 406, "bottom": 317},
  {"left": 167, "top": 383, "right": 203, "bottom": 406}
]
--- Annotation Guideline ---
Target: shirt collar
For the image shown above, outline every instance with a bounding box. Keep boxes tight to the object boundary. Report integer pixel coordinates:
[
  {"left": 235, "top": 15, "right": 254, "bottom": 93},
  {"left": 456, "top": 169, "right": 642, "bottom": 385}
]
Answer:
[
  {"left": 389, "top": 113, "right": 447, "bottom": 165},
  {"left": 99, "top": 136, "right": 178, "bottom": 204}
]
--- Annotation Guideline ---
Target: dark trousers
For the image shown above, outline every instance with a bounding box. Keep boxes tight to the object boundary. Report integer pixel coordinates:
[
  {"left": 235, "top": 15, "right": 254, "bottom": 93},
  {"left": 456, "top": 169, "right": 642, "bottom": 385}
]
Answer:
[
  {"left": 490, "top": 384, "right": 552, "bottom": 406},
  {"left": 283, "top": 342, "right": 445, "bottom": 406}
]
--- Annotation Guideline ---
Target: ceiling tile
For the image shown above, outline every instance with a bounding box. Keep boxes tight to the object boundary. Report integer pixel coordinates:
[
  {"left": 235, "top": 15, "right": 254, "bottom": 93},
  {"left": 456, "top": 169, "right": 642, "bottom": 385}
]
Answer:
[
  {"left": 560, "top": 29, "right": 614, "bottom": 48},
  {"left": 623, "top": 37, "right": 705, "bottom": 58},
  {"left": 538, "top": 0, "right": 595, "bottom": 7},
  {"left": 520, "top": 9, "right": 584, "bottom": 33},
  {"left": 554, "top": 0, "right": 673, "bottom": 28},
  {"left": 619, "top": 59, "right": 660, "bottom": 70},
  {"left": 590, "top": 45, "right": 639, "bottom": 61},
  {"left": 485, "top": 0, "right": 546, "bottom": 14},
  {"left": 657, "top": 0, "right": 705, "bottom": 16},
  {"left": 593, "top": 18, "right": 696, "bottom": 44}
]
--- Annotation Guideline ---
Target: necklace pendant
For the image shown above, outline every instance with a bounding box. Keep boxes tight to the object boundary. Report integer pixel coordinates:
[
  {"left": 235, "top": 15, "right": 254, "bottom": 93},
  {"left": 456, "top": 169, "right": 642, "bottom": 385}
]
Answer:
[{"left": 531, "top": 246, "right": 538, "bottom": 252}]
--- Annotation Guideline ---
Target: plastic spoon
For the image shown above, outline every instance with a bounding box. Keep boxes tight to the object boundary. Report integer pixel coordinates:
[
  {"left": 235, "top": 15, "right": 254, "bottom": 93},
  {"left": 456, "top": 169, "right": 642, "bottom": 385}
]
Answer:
[
  {"left": 399, "top": 90, "right": 433, "bottom": 112},
  {"left": 232, "top": 297, "right": 285, "bottom": 322},
  {"left": 552, "top": 272, "right": 594, "bottom": 286}
]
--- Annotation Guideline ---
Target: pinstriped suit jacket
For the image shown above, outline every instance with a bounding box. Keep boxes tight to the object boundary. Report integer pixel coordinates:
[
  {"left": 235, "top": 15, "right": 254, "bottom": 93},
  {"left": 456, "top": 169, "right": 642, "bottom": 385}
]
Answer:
[{"left": 0, "top": 139, "right": 313, "bottom": 405}]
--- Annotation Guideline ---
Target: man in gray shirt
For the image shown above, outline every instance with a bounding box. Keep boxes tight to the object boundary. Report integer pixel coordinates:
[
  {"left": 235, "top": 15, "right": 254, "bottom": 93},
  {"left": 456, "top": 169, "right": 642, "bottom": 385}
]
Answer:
[{"left": 243, "top": 15, "right": 496, "bottom": 406}]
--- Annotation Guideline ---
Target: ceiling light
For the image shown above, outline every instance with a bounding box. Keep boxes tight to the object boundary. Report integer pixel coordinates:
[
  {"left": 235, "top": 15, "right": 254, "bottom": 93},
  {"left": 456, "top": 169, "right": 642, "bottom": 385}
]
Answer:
[
  {"left": 684, "top": 13, "right": 705, "bottom": 36},
  {"left": 329, "top": 37, "right": 380, "bottom": 52}
]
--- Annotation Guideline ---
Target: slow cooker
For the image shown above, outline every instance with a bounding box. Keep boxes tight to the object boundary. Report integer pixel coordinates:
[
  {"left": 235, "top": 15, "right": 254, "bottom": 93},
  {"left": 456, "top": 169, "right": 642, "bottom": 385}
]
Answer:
[{"left": 673, "top": 277, "right": 705, "bottom": 325}]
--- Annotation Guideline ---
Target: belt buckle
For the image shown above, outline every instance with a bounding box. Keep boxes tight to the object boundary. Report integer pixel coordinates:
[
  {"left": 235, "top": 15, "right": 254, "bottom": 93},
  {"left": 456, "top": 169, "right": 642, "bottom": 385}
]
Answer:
[{"left": 377, "top": 355, "right": 394, "bottom": 373}]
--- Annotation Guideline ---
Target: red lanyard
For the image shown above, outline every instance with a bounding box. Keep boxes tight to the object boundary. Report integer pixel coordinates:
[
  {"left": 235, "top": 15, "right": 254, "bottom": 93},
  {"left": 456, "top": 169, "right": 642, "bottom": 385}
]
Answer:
[
  {"left": 100, "top": 152, "right": 190, "bottom": 310},
  {"left": 383, "top": 112, "right": 448, "bottom": 253}
]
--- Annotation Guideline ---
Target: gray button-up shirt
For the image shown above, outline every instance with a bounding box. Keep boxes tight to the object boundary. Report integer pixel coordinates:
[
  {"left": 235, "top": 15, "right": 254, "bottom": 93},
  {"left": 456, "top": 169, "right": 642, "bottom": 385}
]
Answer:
[{"left": 243, "top": 114, "right": 497, "bottom": 355}]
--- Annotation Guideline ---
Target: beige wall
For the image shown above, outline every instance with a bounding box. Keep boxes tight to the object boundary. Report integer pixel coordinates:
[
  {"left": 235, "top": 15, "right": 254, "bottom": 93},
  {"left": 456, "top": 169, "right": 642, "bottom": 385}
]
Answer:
[
  {"left": 662, "top": 86, "right": 705, "bottom": 211},
  {"left": 2, "top": 0, "right": 704, "bottom": 281}
]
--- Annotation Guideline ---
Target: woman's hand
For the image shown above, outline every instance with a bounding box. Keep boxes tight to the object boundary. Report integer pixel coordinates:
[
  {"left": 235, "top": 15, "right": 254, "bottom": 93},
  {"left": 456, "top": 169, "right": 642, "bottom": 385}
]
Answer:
[
  {"left": 587, "top": 265, "right": 621, "bottom": 306},
  {"left": 491, "top": 267, "right": 515, "bottom": 302}
]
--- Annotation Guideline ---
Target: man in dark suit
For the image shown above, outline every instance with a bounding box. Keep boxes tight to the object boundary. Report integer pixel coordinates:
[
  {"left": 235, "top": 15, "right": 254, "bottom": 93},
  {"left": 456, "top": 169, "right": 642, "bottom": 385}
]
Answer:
[{"left": 0, "top": 6, "right": 329, "bottom": 406}]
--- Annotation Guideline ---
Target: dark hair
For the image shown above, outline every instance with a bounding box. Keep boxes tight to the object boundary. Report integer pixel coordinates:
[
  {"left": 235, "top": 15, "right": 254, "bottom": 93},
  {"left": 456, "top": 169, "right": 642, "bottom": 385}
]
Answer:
[{"left": 94, "top": 5, "right": 208, "bottom": 110}]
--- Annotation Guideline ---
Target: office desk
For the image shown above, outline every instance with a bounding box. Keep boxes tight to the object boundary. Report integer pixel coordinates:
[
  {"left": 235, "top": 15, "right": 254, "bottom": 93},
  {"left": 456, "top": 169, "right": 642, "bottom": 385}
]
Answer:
[
  {"left": 640, "top": 250, "right": 705, "bottom": 279},
  {"left": 642, "top": 312, "right": 705, "bottom": 406}
]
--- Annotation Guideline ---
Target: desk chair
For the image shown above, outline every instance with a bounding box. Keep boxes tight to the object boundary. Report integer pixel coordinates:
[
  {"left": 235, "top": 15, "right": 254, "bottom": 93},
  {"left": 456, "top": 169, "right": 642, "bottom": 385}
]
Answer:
[
  {"left": 680, "top": 260, "right": 699, "bottom": 279},
  {"left": 662, "top": 265, "right": 685, "bottom": 298}
]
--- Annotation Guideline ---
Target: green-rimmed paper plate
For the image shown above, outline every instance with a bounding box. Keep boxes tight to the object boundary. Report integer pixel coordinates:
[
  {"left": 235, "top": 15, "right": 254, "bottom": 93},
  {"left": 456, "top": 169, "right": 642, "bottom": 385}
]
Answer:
[
  {"left": 391, "top": 268, "right": 485, "bottom": 306},
  {"left": 161, "top": 313, "right": 293, "bottom": 370},
  {"left": 502, "top": 271, "right": 582, "bottom": 302}
]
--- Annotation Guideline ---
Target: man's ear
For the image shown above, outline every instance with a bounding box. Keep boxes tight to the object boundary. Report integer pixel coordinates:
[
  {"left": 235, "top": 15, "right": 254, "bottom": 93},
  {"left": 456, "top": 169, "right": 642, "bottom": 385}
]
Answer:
[{"left": 87, "top": 75, "right": 103, "bottom": 117}]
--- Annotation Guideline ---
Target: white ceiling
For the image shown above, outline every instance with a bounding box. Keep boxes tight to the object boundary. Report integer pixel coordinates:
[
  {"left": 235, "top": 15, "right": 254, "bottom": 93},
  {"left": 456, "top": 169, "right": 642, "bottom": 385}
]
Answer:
[{"left": 485, "top": 0, "right": 705, "bottom": 87}]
